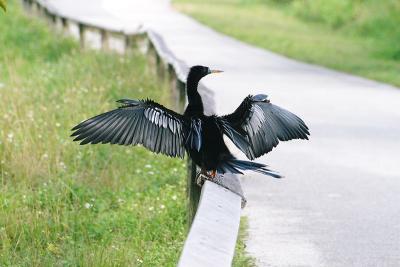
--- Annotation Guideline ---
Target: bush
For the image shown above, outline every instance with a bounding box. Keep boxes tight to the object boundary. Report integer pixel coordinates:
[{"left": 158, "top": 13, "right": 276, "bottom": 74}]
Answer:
[
  {"left": 291, "top": 0, "right": 354, "bottom": 28},
  {"left": 353, "top": 0, "right": 400, "bottom": 60},
  {"left": 287, "top": 0, "right": 400, "bottom": 60}
]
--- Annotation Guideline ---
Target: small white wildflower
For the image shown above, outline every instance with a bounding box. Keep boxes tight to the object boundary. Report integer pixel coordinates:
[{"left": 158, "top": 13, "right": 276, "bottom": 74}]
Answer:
[
  {"left": 59, "top": 162, "right": 67, "bottom": 170},
  {"left": 27, "top": 110, "right": 34, "bottom": 120},
  {"left": 160, "top": 204, "right": 165, "bottom": 209},
  {"left": 55, "top": 122, "right": 61, "bottom": 128},
  {"left": 117, "top": 198, "right": 124, "bottom": 204},
  {"left": 148, "top": 171, "right": 154, "bottom": 175},
  {"left": 145, "top": 164, "right": 152, "bottom": 168},
  {"left": 148, "top": 206, "right": 154, "bottom": 211},
  {"left": 7, "top": 133, "right": 13, "bottom": 143},
  {"left": 173, "top": 168, "right": 178, "bottom": 172},
  {"left": 38, "top": 134, "right": 42, "bottom": 139},
  {"left": 84, "top": 203, "right": 92, "bottom": 209},
  {"left": 171, "top": 195, "right": 177, "bottom": 201},
  {"left": 0, "top": 82, "right": 4, "bottom": 88},
  {"left": 42, "top": 153, "right": 49, "bottom": 159},
  {"left": 137, "top": 258, "right": 143, "bottom": 264}
]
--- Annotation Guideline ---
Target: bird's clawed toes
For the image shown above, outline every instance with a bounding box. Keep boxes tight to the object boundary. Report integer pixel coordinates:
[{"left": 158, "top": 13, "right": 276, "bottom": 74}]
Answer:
[
  {"left": 210, "top": 170, "right": 217, "bottom": 179},
  {"left": 196, "top": 169, "right": 218, "bottom": 186}
]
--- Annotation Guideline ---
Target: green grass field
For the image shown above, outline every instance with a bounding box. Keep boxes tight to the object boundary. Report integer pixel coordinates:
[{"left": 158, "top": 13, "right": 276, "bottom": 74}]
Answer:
[
  {"left": 174, "top": 0, "right": 400, "bottom": 87},
  {"left": 0, "top": 2, "right": 187, "bottom": 266}
]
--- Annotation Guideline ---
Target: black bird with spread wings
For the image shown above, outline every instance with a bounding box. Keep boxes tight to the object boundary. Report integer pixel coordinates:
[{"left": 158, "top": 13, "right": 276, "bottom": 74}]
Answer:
[{"left": 71, "top": 65, "right": 309, "bottom": 178}]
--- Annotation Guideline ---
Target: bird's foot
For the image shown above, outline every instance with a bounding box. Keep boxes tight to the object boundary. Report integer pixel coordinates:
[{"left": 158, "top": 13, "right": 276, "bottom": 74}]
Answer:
[
  {"left": 196, "top": 170, "right": 217, "bottom": 186},
  {"left": 210, "top": 170, "right": 217, "bottom": 178}
]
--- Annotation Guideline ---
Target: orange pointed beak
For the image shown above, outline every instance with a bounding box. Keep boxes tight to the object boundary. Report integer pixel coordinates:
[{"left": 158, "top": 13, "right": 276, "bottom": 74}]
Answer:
[{"left": 209, "top": 69, "right": 224, "bottom": 74}]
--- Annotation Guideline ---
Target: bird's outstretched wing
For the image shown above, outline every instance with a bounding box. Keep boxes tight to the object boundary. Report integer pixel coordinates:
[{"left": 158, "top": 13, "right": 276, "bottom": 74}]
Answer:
[
  {"left": 71, "top": 99, "right": 188, "bottom": 158},
  {"left": 220, "top": 94, "right": 310, "bottom": 160}
]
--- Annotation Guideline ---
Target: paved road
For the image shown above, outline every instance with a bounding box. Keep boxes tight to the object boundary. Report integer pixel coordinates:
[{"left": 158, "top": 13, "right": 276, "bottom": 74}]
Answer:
[{"left": 41, "top": 0, "right": 400, "bottom": 266}]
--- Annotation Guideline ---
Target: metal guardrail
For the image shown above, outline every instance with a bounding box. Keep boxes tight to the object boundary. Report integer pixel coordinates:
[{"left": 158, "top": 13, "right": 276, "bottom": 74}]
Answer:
[{"left": 22, "top": 1, "right": 246, "bottom": 265}]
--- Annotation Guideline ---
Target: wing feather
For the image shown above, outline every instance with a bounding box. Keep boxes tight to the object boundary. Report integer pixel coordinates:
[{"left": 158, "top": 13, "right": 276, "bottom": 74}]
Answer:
[
  {"left": 71, "top": 99, "right": 188, "bottom": 158},
  {"left": 222, "top": 94, "right": 310, "bottom": 160}
]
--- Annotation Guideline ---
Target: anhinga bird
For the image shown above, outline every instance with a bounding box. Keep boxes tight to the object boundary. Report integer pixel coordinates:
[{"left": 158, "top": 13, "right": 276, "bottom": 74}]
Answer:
[{"left": 71, "top": 65, "right": 309, "bottom": 178}]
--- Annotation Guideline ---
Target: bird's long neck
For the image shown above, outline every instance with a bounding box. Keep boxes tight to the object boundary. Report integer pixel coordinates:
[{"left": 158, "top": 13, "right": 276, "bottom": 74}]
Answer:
[{"left": 185, "top": 77, "right": 204, "bottom": 117}]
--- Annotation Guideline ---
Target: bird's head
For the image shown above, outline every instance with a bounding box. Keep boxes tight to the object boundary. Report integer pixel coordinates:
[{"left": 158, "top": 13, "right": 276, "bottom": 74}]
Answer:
[{"left": 187, "top": 65, "right": 223, "bottom": 84}]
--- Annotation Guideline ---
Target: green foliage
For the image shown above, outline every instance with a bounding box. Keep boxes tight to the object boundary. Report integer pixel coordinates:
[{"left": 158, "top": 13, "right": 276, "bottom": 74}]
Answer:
[
  {"left": 0, "top": 0, "right": 6, "bottom": 11},
  {"left": 174, "top": 0, "right": 400, "bottom": 87},
  {"left": 291, "top": 0, "right": 354, "bottom": 28},
  {"left": 353, "top": 1, "right": 400, "bottom": 60},
  {"left": 289, "top": 0, "right": 400, "bottom": 60},
  {"left": 232, "top": 217, "right": 256, "bottom": 267},
  {"left": 0, "top": 2, "right": 186, "bottom": 266}
]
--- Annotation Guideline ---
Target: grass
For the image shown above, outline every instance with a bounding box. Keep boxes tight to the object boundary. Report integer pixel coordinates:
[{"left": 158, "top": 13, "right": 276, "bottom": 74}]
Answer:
[
  {"left": 173, "top": 0, "right": 400, "bottom": 87},
  {"left": 0, "top": 2, "right": 187, "bottom": 266},
  {"left": 232, "top": 218, "right": 256, "bottom": 267}
]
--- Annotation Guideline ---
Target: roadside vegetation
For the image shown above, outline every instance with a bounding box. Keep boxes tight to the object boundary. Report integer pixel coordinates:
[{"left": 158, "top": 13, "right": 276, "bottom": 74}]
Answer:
[
  {"left": 233, "top": 218, "right": 256, "bottom": 267},
  {"left": 0, "top": 2, "right": 187, "bottom": 266},
  {"left": 174, "top": 0, "right": 400, "bottom": 87}
]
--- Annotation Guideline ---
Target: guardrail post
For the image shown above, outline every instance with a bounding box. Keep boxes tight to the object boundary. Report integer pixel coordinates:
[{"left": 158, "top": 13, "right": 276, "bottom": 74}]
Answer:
[
  {"left": 124, "top": 34, "right": 132, "bottom": 54},
  {"left": 35, "top": 2, "right": 42, "bottom": 15},
  {"left": 147, "top": 41, "right": 158, "bottom": 76},
  {"left": 126, "top": 33, "right": 149, "bottom": 55},
  {"left": 168, "top": 64, "right": 181, "bottom": 110},
  {"left": 79, "top": 23, "right": 85, "bottom": 48},
  {"left": 54, "top": 16, "right": 63, "bottom": 32},
  {"left": 101, "top": 29, "right": 109, "bottom": 51},
  {"left": 60, "top": 17, "right": 68, "bottom": 35},
  {"left": 22, "top": 0, "right": 32, "bottom": 11},
  {"left": 187, "top": 160, "right": 201, "bottom": 226}
]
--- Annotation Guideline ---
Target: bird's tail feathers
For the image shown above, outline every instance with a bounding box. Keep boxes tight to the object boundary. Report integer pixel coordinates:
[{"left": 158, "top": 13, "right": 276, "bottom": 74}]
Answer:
[{"left": 217, "top": 159, "right": 282, "bottom": 178}]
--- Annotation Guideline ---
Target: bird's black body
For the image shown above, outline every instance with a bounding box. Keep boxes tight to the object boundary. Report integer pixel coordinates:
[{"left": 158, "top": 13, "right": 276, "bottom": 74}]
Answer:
[
  {"left": 186, "top": 115, "right": 231, "bottom": 171},
  {"left": 71, "top": 65, "right": 310, "bottom": 178},
  {"left": 183, "top": 66, "right": 232, "bottom": 173}
]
